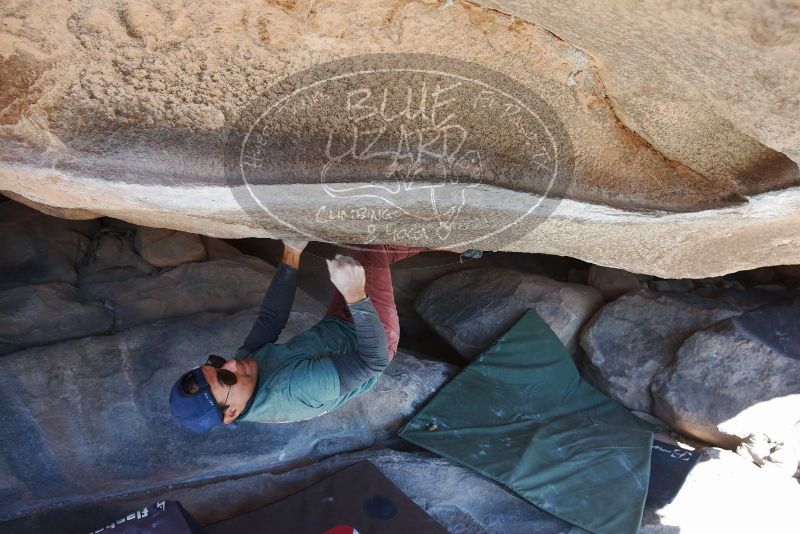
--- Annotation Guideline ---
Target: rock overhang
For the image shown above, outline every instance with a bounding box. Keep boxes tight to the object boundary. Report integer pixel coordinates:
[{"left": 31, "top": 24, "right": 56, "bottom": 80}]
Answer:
[{"left": 1, "top": 0, "right": 799, "bottom": 278}]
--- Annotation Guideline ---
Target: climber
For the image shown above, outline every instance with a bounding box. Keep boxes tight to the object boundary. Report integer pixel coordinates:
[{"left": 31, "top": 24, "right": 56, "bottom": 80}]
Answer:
[{"left": 168, "top": 239, "right": 427, "bottom": 432}]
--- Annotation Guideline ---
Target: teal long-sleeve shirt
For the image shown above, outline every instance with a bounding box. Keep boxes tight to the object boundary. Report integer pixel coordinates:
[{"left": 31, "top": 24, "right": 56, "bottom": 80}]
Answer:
[{"left": 233, "top": 263, "right": 390, "bottom": 423}]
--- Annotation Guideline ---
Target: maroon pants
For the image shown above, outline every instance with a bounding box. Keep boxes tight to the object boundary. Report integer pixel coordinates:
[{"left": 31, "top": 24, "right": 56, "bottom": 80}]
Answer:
[{"left": 325, "top": 244, "right": 425, "bottom": 360}]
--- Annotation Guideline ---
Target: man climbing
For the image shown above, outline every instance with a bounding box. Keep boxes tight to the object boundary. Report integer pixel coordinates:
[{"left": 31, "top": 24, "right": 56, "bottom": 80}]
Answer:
[{"left": 169, "top": 240, "right": 426, "bottom": 432}]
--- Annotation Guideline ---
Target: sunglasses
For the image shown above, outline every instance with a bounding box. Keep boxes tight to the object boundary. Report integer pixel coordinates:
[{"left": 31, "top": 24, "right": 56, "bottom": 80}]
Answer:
[{"left": 206, "top": 355, "right": 238, "bottom": 415}]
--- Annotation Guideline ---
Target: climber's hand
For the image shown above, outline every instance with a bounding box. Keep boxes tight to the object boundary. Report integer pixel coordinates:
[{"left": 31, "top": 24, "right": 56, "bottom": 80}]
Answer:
[
  {"left": 282, "top": 239, "right": 309, "bottom": 254},
  {"left": 326, "top": 254, "right": 367, "bottom": 304}
]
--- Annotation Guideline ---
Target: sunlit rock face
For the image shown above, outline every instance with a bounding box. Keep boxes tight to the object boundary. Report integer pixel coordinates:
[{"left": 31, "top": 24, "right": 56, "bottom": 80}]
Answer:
[
  {"left": 1, "top": 0, "right": 799, "bottom": 277},
  {"left": 581, "top": 290, "right": 749, "bottom": 413},
  {"left": 582, "top": 289, "right": 800, "bottom": 452},
  {"left": 652, "top": 298, "right": 800, "bottom": 450}
]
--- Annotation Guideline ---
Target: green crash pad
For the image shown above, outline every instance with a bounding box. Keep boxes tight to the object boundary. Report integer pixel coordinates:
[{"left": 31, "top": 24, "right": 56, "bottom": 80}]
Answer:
[{"left": 399, "top": 309, "right": 654, "bottom": 534}]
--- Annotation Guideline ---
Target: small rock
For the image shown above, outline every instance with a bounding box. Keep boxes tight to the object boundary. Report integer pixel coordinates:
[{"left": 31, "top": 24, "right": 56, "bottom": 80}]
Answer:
[
  {"left": 416, "top": 267, "right": 602, "bottom": 359},
  {"left": 0, "top": 282, "right": 113, "bottom": 354},
  {"left": 134, "top": 227, "right": 207, "bottom": 267},
  {"left": 567, "top": 267, "right": 589, "bottom": 285},
  {"left": 78, "top": 230, "right": 156, "bottom": 285},
  {"left": 651, "top": 303, "right": 800, "bottom": 449},
  {"left": 587, "top": 265, "right": 644, "bottom": 300},
  {"left": 736, "top": 432, "right": 800, "bottom": 478},
  {"left": 203, "top": 236, "right": 243, "bottom": 260},
  {"left": 580, "top": 290, "right": 743, "bottom": 412}
]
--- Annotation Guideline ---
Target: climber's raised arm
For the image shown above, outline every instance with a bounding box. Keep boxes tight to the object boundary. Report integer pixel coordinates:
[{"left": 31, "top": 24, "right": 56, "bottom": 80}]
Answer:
[
  {"left": 235, "top": 239, "right": 308, "bottom": 357},
  {"left": 325, "top": 254, "right": 390, "bottom": 392}
]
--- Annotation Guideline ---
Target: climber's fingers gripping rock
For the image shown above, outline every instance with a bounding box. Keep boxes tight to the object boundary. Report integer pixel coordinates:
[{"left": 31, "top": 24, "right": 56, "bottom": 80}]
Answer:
[
  {"left": 282, "top": 239, "right": 309, "bottom": 253},
  {"left": 326, "top": 254, "right": 367, "bottom": 304}
]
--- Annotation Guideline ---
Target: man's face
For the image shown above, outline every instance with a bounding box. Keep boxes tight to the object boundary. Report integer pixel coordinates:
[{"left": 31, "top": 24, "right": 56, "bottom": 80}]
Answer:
[{"left": 201, "top": 357, "right": 258, "bottom": 425}]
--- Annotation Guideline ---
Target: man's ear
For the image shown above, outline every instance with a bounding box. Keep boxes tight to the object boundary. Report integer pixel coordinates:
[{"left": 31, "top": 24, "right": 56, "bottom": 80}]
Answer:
[{"left": 223, "top": 407, "right": 239, "bottom": 425}]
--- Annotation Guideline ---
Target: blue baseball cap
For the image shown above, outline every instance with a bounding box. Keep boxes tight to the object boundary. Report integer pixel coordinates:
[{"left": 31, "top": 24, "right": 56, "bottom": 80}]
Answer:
[{"left": 169, "top": 367, "right": 230, "bottom": 433}]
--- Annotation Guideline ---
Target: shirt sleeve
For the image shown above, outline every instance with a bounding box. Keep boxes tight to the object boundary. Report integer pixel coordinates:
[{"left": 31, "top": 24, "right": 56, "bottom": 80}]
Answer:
[
  {"left": 235, "top": 262, "right": 297, "bottom": 359},
  {"left": 330, "top": 297, "right": 391, "bottom": 393}
]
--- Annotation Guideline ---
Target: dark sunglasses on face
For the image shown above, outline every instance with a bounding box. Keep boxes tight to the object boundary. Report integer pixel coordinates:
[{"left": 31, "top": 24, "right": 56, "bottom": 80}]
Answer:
[
  {"left": 206, "top": 355, "right": 237, "bottom": 385},
  {"left": 205, "top": 354, "right": 237, "bottom": 415}
]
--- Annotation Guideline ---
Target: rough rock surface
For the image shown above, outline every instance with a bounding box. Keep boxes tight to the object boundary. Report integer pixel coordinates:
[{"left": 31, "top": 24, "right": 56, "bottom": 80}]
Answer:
[
  {"left": 479, "top": 0, "right": 800, "bottom": 164},
  {"left": 0, "top": 201, "right": 99, "bottom": 289},
  {"left": 204, "top": 235, "right": 245, "bottom": 260},
  {"left": 587, "top": 265, "right": 645, "bottom": 300},
  {"left": 8, "top": 446, "right": 800, "bottom": 534},
  {"left": 0, "top": 282, "right": 113, "bottom": 354},
  {"left": 580, "top": 290, "right": 749, "bottom": 413},
  {"left": 0, "top": 308, "right": 456, "bottom": 522},
  {"left": 732, "top": 295, "right": 800, "bottom": 360},
  {"left": 416, "top": 267, "right": 602, "bottom": 358},
  {"left": 82, "top": 257, "right": 291, "bottom": 330},
  {"left": 391, "top": 251, "right": 487, "bottom": 322},
  {"left": 134, "top": 227, "right": 207, "bottom": 267},
  {"left": 390, "top": 250, "right": 489, "bottom": 355},
  {"left": 1, "top": 1, "right": 799, "bottom": 277},
  {"left": 2, "top": 449, "right": 581, "bottom": 534},
  {"left": 77, "top": 229, "right": 156, "bottom": 285},
  {"left": 652, "top": 303, "right": 800, "bottom": 450}
]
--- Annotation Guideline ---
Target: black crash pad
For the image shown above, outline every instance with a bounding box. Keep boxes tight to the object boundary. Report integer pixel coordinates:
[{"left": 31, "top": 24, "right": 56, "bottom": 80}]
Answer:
[
  {"left": 647, "top": 440, "right": 701, "bottom": 508},
  {"left": 399, "top": 309, "right": 654, "bottom": 534},
  {"left": 88, "top": 500, "right": 205, "bottom": 534},
  {"left": 206, "top": 461, "right": 446, "bottom": 534}
]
